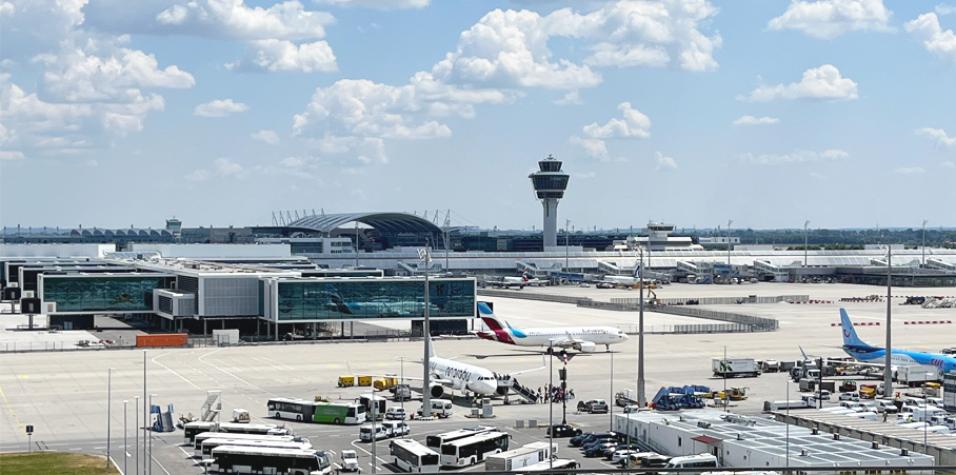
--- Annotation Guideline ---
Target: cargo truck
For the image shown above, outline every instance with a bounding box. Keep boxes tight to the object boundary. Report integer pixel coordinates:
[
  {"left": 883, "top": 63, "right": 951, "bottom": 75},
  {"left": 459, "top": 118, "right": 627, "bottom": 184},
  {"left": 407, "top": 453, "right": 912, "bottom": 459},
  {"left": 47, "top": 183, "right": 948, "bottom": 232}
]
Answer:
[
  {"left": 898, "top": 365, "right": 940, "bottom": 386},
  {"left": 712, "top": 358, "right": 759, "bottom": 378},
  {"left": 484, "top": 442, "right": 554, "bottom": 471}
]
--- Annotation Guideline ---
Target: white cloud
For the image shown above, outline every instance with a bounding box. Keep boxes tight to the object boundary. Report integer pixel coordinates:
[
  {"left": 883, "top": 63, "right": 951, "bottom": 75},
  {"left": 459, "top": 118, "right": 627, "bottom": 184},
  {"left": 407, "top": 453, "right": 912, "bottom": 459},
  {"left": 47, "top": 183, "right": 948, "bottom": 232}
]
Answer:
[
  {"left": 768, "top": 0, "right": 892, "bottom": 39},
  {"left": 228, "top": 39, "right": 337, "bottom": 72},
  {"left": 571, "top": 102, "right": 651, "bottom": 159},
  {"left": 251, "top": 129, "right": 280, "bottom": 145},
  {"left": 554, "top": 90, "right": 582, "bottom": 106},
  {"left": 0, "top": 75, "right": 165, "bottom": 156},
  {"left": 315, "top": 0, "right": 429, "bottom": 9},
  {"left": 155, "top": 0, "right": 335, "bottom": 41},
  {"left": 430, "top": 1, "right": 721, "bottom": 91},
  {"left": 733, "top": 115, "right": 780, "bottom": 126},
  {"left": 741, "top": 148, "right": 849, "bottom": 165},
  {"left": 214, "top": 157, "right": 244, "bottom": 176},
  {"left": 36, "top": 44, "right": 195, "bottom": 102},
  {"left": 655, "top": 151, "right": 677, "bottom": 170},
  {"left": 905, "top": 12, "right": 956, "bottom": 62},
  {"left": 194, "top": 99, "right": 250, "bottom": 118},
  {"left": 184, "top": 169, "right": 210, "bottom": 182},
  {"left": 740, "top": 64, "right": 858, "bottom": 102},
  {"left": 941, "top": 160, "right": 956, "bottom": 168},
  {"left": 915, "top": 127, "right": 956, "bottom": 147},
  {"left": 894, "top": 166, "right": 926, "bottom": 175},
  {"left": 0, "top": 1, "right": 14, "bottom": 17},
  {"left": 0, "top": 150, "right": 25, "bottom": 160},
  {"left": 937, "top": 4, "right": 956, "bottom": 15}
]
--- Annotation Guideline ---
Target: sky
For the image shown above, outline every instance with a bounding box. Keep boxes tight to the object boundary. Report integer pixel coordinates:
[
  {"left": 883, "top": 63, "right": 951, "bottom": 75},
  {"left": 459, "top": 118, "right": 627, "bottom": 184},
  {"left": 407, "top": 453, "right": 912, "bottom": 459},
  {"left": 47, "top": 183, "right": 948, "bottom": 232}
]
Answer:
[{"left": 1, "top": 0, "right": 955, "bottom": 232}]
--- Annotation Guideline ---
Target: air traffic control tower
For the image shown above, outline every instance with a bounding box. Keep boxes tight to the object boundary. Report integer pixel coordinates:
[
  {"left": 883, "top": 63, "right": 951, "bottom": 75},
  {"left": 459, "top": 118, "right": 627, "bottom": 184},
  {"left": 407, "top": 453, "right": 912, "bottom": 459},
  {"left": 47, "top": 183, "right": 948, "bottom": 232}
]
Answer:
[{"left": 529, "top": 155, "right": 570, "bottom": 248}]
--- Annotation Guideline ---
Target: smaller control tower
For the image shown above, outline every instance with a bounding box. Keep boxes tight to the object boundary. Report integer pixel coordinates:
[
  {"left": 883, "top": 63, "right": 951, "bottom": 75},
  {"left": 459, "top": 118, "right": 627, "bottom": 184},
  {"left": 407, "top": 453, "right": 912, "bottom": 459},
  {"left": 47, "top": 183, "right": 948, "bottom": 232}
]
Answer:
[{"left": 529, "top": 155, "right": 570, "bottom": 248}]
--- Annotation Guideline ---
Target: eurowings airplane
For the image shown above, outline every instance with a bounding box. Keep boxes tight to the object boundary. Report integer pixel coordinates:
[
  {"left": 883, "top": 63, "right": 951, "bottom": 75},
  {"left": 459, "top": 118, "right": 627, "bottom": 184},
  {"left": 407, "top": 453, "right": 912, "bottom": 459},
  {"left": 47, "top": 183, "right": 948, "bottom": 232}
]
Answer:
[
  {"left": 840, "top": 308, "right": 955, "bottom": 373},
  {"left": 475, "top": 302, "right": 628, "bottom": 352}
]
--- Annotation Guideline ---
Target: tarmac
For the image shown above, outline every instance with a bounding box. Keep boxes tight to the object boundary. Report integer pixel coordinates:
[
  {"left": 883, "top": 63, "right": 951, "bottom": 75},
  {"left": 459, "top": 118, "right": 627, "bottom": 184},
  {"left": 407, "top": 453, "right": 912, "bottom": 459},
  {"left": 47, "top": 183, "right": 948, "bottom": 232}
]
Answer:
[{"left": 0, "top": 281, "right": 953, "bottom": 473}]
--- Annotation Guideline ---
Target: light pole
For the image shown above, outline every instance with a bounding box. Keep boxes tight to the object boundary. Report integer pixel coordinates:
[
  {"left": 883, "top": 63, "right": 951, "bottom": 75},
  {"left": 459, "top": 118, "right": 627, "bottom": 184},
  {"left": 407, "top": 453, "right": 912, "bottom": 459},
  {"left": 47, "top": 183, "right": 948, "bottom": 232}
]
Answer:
[
  {"left": 921, "top": 219, "right": 928, "bottom": 266},
  {"left": 106, "top": 368, "right": 112, "bottom": 469},
  {"left": 637, "top": 247, "right": 646, "bottom": 407},
  {"left": 142, "top": 351, "right": 147, "bottom": 475},
  {"left": 884, "top": 245, "right": 893, "bottom": 398},
  {"left": 785, "top": 380, "right": 790, "bottom": 469},
  {"left": 608, "top": 351, "right": 614, "bottom": 431},
  {"left": 548, "top": 342, "right": 553, "bottom": 470},
  {"left": 123, "top": 400, "right": 128, "bottom": 475},
  {"left": 726, "top": 220, "right": 733, "bottom": 266},
  {"left": 565, "top": 219, "right": 570, "bottom": 270},
  {"left": 420, "top": 246, "right": 432, "bottom": 418},
  {"left": 148, "top": 394, "right": 155, "bottom": 475},
  {"left": 371, "top": 389, "right": 378, "bottom": 475},
  {"left": 398, "top": 356, "right": 405, "bottom": 412},
  {"left": 134, "top": 396, "right": 140, "bottom": 475},
  {"left": 803, "top": 220, "right": 810, "bottom": 267}
]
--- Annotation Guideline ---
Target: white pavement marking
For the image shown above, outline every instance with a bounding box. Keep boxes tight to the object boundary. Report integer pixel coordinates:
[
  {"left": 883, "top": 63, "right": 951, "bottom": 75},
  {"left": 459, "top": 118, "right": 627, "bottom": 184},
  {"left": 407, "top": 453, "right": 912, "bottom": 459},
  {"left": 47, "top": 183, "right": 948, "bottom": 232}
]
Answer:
[
  {"left": 152, "top": 351, "right": 202, "bottom": 391},
  {"left": 151, "top": 453, "right": 173, "bottom": 475},
  {"left": 197, "top": 349, "right": 268, "bottom": 393},
  {"left": 350, "top": 438, "right": 390, "bottom": 465}
]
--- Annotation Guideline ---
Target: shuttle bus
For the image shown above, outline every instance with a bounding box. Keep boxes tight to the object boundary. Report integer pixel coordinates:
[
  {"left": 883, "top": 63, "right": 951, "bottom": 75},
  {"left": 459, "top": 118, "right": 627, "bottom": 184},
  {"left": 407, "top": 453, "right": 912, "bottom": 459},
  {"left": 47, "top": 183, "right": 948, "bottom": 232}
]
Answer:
[
  {"left": 218, "top": 422, "right": 290, "bottom": 436},
  {"left": 194, "top": 432, "right": 297, "bottom": 452},
  {"left": 210, "top": 445, "right": 332, "bottom": 475},
  {"left": 425, "top": 426, "right": 494, "bottom": 450},
  {"left": 199, "top": 437, "right": 311, "bottom": 457},
  {"left": 267, "top": 398, "right": 366, "bottom": 425},
  {"left": 518, "top": 459, "right": 579, "bottom": 474},
  {"left": 268, "top": 398, "right": 320, "bottom": 422},
  {"left": 183, "top": 421, "right": 217, "bottom": 443},
  {"left": 439, "top": 431, "right": 509, "bottom": 467},
  {"left": 390, "top": 438, "right": 440, "bottom": 473}
]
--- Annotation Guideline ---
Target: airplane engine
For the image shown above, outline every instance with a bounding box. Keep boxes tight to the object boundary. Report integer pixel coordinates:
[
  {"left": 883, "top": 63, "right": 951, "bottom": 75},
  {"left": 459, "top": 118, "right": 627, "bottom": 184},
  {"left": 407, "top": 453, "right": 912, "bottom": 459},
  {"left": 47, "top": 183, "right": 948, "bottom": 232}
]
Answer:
[
  {"left": 577, "top": 341, "right": 598, "bottom": 353},
  {"left": 429, "top": 384, "right": 444, "bottom": 399}
]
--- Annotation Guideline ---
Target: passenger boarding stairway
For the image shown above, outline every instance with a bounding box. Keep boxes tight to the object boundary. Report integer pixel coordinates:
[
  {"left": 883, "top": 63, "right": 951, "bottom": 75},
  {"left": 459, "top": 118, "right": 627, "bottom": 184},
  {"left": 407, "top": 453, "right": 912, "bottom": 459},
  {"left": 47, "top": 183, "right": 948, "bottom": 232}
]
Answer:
[
  {"left": 508, "top": 378, "right": 539, "bottom": 403},
  {"left": 200, "top": 391, "right": 222, "bottom": 422}
]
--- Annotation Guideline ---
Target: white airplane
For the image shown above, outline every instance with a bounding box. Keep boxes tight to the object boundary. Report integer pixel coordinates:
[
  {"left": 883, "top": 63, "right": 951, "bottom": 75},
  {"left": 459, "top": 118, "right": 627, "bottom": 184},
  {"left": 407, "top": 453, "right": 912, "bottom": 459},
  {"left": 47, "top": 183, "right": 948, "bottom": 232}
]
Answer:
[
  {"left": 482, "top": 274, "right": 547, "bottom": 289},
  {"left": 474, "top": 302, "right": 628, "bottom": 352},
  {"left": 597, "top": 265, "right": 654, "bottom": 289},
  {"left": 377, "top": 337, "right": 540, "bottom": 399}
]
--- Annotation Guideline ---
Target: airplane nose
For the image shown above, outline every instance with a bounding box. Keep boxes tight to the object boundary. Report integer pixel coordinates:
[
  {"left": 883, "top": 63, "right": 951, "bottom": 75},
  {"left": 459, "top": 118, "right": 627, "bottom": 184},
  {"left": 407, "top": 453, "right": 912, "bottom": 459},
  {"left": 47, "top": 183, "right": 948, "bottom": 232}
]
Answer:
[{"left": 481, "top": 381, "right": 497, "bottom": 396}]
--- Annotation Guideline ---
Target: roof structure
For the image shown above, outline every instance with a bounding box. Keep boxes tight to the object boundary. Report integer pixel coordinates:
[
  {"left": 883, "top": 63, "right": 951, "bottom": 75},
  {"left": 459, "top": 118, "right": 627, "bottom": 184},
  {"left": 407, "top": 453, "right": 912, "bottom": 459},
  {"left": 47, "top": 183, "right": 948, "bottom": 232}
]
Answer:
[{"left": 285, "top": 212, "right": 442, "bottom": 235}]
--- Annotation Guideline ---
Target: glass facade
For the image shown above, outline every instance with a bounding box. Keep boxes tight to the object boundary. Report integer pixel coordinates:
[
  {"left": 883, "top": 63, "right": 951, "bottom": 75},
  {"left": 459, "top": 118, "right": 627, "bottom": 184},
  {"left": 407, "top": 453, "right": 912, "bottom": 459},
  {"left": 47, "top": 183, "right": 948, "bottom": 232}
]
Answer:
[
  {"left": 42, "top": 275, "right": 174, "bottom": 313},
  {"left": 275, "top": 278, "right": 475, "bottom": 321}
]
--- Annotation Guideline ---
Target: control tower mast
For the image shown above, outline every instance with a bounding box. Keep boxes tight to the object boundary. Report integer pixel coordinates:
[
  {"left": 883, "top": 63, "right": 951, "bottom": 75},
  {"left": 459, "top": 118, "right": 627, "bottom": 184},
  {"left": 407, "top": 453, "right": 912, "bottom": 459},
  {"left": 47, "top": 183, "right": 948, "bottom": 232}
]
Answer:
[{"left": 529, "top": 155, "right": 570, "bottom": 249}]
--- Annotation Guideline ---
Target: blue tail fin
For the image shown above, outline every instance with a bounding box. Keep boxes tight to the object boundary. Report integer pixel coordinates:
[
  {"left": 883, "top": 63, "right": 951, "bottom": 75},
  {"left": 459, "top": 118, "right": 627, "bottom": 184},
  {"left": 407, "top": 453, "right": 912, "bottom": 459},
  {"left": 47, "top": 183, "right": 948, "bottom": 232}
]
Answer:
[{"left": 839, "top": 308, "right": 871, "bottom": 348}]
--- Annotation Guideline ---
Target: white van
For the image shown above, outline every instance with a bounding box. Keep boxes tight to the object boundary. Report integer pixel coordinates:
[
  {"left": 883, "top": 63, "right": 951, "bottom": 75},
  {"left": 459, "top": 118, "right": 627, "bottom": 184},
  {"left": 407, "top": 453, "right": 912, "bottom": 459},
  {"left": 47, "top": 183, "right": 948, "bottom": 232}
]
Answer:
[
  {"left": 664, "top": 454, "right": 718, "bottom": 473},
  {"left": 359, "top": 424, "right": 389, "bottom": 442},
  {"left": 417, "top": 399, "right": 453, "bottom": 418},
  {"left": 382, "top": 420, "right": 410, "bottom": 437}
]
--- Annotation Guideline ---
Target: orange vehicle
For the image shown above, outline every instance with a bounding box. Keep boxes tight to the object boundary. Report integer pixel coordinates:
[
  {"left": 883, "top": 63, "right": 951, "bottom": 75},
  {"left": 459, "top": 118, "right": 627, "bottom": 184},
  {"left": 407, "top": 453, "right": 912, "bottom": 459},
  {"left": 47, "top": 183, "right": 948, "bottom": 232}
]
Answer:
[
  {"left": 859, "top": 384, "right": 877, "bottom": 399},
  {"left": 136, "top": 333, "right": 188, "bottom": 348}
]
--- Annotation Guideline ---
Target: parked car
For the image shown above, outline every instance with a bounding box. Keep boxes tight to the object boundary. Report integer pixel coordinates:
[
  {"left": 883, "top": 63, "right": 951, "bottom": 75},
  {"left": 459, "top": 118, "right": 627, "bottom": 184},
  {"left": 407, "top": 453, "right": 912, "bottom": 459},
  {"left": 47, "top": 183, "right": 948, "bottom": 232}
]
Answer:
[
  {"left": 839, "top": 392, "right": 859, "bottom": 401},
  {"left": 610, "top": 449, "right": 638, "bottom": 464},
  {"left": 570, "top": 431, "right": 617, "bottom": 447},
  {"left": 385, "top": 407, "right": 406, "bottom": 420},
  {"left": 340, "top": 450, "right": 361, "bottom": 472},
  {"left": 577, "top": 399, "right": 609, "bottom": 414},
  {"left": 547, "top": 423, "right": 582, "bottom": 438},
  {"left": 584, "top": 442, "right": 617, "bottom": 457}
]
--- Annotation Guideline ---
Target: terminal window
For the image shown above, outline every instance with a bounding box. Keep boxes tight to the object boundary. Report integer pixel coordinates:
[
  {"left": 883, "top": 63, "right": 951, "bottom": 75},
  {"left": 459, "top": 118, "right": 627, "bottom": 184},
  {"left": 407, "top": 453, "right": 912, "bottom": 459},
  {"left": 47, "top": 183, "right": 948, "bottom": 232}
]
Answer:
[
  {"left": 275, "top": 279, "right": 475, "bottom": 321},
  {"left": 42, "top": 276, "right": 172, "bottom": 312}
]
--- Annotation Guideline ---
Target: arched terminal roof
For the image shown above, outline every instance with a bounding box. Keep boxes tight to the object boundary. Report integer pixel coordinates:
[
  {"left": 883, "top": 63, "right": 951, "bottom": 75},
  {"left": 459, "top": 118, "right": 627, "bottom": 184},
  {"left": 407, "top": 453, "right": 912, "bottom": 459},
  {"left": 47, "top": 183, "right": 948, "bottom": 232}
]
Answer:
[{"left": 286, "top": 212, "right": 441, "bottom": 235}]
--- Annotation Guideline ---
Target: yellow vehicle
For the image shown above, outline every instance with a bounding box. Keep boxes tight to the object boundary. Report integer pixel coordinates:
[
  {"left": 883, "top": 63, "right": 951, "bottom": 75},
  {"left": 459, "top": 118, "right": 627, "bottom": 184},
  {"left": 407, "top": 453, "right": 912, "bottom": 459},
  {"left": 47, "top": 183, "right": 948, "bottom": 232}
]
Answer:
[
  {"left": 859, "top": 384, "right": 877, "bottom": 399},
  {"left": 729, "top": 387, "right": 748, "bottom": 401},
  {"left": 923, "top": 382, "right": 941, "bottom": 397},
  {"left": 357, "top": 375, "right": 373, "bottom": 387},
  {"left": 373, "top": 377, "right": 398, "bottom": 391},
  {"left": 338, "top": 375, "right": 356, "bottom": 388}
]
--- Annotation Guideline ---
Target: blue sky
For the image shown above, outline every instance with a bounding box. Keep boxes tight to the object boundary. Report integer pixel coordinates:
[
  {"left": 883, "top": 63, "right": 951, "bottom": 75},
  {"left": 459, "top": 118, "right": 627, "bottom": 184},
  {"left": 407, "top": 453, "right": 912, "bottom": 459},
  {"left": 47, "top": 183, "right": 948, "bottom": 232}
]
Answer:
[{"left": 1, "top": 0, "right": 954, "bottom": 231}]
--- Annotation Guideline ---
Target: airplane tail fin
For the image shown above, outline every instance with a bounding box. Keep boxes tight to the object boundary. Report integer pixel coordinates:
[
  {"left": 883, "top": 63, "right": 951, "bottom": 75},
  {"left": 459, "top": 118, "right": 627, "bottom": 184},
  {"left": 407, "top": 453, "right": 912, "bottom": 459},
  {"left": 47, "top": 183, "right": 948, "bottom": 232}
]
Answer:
[
  {"left": 426, "top": 333, "right": 436, "bottom": 358},
  {"left": 839, "top": 308, "right": 871, "bottom": 349},
  {"left": 475, "top": 301, "right": 516, "bottom": 344}
]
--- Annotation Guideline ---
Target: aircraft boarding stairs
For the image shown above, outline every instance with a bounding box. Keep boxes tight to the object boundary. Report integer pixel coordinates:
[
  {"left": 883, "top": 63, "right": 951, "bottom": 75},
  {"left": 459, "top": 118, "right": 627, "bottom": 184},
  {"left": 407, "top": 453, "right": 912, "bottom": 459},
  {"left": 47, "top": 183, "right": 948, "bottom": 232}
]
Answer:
[
  {"left": 200, "top": 391, "right": 222, "bottom": 422},
  {"left": 495, "top": 374, "right": 538, "bottom": 403}
]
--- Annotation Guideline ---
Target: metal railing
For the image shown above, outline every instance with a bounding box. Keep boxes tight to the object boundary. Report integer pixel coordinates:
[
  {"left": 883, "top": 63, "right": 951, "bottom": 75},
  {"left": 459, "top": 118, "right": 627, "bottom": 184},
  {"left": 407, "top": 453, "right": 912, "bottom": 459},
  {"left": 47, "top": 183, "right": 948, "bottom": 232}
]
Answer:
[{"left": 611, "top": 294, "right": 809, "bottom": 306}]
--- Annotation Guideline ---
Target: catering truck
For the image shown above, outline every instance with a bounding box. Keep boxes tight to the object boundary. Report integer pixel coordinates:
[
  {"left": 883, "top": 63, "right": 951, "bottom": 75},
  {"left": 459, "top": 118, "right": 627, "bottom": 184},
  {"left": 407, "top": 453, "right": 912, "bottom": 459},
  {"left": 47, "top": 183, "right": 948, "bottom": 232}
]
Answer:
[{"left": 712, "top": 358, "right": 759, "bottom": 378}]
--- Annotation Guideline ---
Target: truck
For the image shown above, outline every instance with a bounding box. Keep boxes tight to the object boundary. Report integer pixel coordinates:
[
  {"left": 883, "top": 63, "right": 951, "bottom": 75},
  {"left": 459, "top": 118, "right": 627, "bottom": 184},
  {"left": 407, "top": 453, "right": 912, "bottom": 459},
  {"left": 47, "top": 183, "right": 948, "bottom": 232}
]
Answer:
[
  {"left": 898, "top": 365, "right": 941, "bottom": 386},
  {"left": 762, "top": 399, "right": 810, "bottom": 412},
  {"left": 484, "top": 442, "right": 554, "bottom": 471},
  {"left": 712, "top": 358, "right": 759, "bottom": 378}
]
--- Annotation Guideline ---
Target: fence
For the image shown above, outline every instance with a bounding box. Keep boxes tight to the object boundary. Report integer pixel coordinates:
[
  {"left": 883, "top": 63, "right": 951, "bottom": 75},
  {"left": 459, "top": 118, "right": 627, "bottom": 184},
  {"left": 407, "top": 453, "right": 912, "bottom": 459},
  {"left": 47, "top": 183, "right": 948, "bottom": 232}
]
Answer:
[
  {"left": 477, "top": 289, "right": 590, "bottom": 305},
  {"left": 611, "top": 294, "right": 809, "bottom": 306},
  {"left": 616, "top": 322, "right": 754, "bottom": 334},
  {"left": 577, "top": 300, "right": 779, "bottom": 333}
]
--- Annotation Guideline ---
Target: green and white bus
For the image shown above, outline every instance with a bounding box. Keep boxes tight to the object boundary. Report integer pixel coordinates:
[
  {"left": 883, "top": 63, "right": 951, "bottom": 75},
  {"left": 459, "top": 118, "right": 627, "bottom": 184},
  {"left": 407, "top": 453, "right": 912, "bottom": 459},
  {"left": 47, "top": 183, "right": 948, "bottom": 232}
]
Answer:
[
  {"left": 314, "top": 402, "right": 366, "bottom": 425},
  {"left": 267, "top": 398, "right": 366, "bottom": 425}
]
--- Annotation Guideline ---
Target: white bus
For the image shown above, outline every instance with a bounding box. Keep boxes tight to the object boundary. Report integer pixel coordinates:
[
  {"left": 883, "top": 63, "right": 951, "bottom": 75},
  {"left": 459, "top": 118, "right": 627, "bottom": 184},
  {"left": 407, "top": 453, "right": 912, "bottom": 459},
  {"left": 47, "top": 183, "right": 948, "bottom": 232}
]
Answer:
[
  {"left": 517, "top": 458, "right": 579, "bottom": 474},
  {"left": 390, "top": 438, "right": 440, "bottom": 473},
  {"left": 193, "top": 432, "right": 296, "bottom": 451},
  {"left": 211, "top": 445, "right": 332, "bottom": 475},
  {"left": 183, "top": 421, "right": 218, "bottom": 442},
  {"left": 268, "top": 397, "right": 320, "bottom": 422},
  {"left": 199, "top": 436, "right": 311, "bottom": 457},
  {"left": 219, "top": 421, "right": 290, "bottom": 436},
  {"left": 425, "top": 426, "right": 494, "bottom": 450},
  {"left": 439, "top": 431, "right": 509, "bottom": 467}
]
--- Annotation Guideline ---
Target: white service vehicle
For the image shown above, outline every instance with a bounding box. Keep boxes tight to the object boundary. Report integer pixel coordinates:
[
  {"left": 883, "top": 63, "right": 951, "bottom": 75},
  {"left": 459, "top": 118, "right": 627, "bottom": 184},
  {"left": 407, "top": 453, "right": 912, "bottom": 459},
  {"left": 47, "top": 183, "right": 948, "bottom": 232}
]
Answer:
[
  {"left": 712, "top": 358, "right": 759, "bottom": 378},
  {"left": 340, "top": 450, "right": 361, "bottom": 472},
  {"left": 383, "top": 420, "right": 410, "bottom": 437},
  {"left": 484, "top": 442, "right": 554, "bottom": 471}
]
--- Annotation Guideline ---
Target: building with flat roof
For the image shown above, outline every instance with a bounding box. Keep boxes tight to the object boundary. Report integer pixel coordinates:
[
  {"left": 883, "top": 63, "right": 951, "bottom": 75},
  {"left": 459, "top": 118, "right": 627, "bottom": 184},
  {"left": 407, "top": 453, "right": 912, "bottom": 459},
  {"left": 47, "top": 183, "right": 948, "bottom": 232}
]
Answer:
[{"left": 613, "top": 410, "right": 935, "bottom": 470}]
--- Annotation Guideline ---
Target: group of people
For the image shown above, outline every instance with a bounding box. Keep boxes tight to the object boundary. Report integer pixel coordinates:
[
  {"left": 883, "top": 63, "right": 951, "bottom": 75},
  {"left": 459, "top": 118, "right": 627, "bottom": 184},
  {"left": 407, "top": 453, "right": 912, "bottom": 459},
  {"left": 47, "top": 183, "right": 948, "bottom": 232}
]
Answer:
[{"left": 535, "top": 384, "right": 574, "bottom": 403}]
